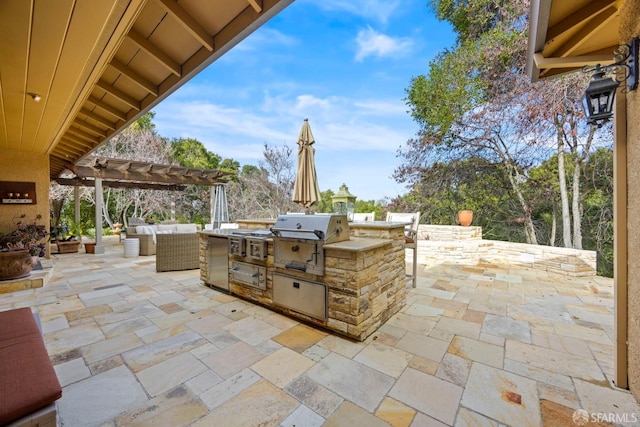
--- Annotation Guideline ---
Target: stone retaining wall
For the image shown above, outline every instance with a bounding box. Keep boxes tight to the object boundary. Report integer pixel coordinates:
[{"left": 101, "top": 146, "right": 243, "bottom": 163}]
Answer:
[
  {"left": 417, "top": 225, "right": 482, "bottom": 241},
  {"left": 407, "top": 225, "right": 597, "bottom": 276}
]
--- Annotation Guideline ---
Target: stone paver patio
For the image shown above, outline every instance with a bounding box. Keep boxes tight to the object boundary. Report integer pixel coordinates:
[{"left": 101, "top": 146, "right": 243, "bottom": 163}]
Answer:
[{"left": 1, "top": 236, "right": 637, "bottom": 426}]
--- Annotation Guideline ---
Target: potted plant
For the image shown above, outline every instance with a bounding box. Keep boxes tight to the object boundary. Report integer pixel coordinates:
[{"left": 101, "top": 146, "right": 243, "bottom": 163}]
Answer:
[
  {"left": 56, "top": 220, "right": 83, "bottom": 254},
  {"left": 83, "top": 227, "right": 97, "bottom": 254},
  {"left": 0, "top": 214, "right": 48, "bottom": 280}
]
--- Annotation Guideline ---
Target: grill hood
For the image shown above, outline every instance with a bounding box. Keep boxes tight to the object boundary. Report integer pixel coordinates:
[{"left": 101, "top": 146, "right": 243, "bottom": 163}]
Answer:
[{"left": 271, "top": 214, "right": 350, "bottom": 244}]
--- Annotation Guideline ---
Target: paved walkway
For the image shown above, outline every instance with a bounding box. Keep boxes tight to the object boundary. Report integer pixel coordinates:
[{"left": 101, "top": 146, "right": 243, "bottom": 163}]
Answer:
[{"left": 0, "top": 236, "right": 638, "bottom": 426}]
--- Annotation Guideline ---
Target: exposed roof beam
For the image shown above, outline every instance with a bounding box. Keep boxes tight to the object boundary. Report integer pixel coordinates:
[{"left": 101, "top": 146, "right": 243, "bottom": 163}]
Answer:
[
  {"left": 73, "top": 119, "right": 108, "bottom": 138},
  {"left": 80, "top": 107, "right": 117, "bottom": 130},
  {"left": 156, "top": 0, "right": 214, "bottom": 52},
  {"left": 69, "top": 126, "right": 100, "bottom": 144},
  {"left": 109, "top": 59, "right": 159, "bottom": 96},
  {"left": 61, "top": 134, "right": 95, "bottom": 150},
  {"left": 548, "top": 7, "right": 617, "bottom": 57},
  {"left": 86, "top": 96, "right": 128, "bottom": 121},
  {"left": 534, "top": 53, "right": 614, "bottom": 69},
  {"left": 55, "top": 142, "right": 85, "bottom": 157},
  {"left": 127, "top": 29, "right": 181, "bottom": 77},
  {"left": 96, "top": 80, "right": 141, "bottom": 111},
  {"left": 546, "top": 0, "right": 616, "bottom": 41},
  {"left": 247, "top": 0, "right": 262, "bottom": 13}
]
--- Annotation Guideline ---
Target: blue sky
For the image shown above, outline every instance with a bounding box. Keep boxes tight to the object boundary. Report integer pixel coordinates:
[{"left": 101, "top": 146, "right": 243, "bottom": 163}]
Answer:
[{"left": 152, "top": 0, "right": 455, "bottom": 202}]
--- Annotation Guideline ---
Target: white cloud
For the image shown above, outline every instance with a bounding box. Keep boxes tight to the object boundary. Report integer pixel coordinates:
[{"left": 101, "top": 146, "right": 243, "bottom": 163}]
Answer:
[
  {"left": 153, "top": 92, "right": 414, "bottom": 155},
  {"left": 152, "top": 90, "right": 418, "bottom": 200},
  {"left": 354, "top": 27, "right": 413, "bottom": 62},
  {"left": 233, "top": 28, "right": 298, "bottom": 52},
  {"left": 308, "top": 0, "right": 401, "bottom": 24}
]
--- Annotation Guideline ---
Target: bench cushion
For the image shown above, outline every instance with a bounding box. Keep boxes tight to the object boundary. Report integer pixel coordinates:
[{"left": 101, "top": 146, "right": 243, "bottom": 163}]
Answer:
[{"left": 0, "top": 308, "right": 62, "bottom": 425}]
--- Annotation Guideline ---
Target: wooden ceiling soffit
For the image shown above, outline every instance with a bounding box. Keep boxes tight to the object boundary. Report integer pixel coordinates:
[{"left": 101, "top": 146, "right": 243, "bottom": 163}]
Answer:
[
  {"left": 79, "top": 107, "right": 118, "bottom": 130},
  {"left": 62, "top": 134, "right": 95, "bottom": 150},
  {"left": 68, "top": 126, "right": 101, "bottom": 144},
  {"left": 74, "top": 119, "right": 108, "bottom": 138},
  {"left": 546, "top": 0, "right": 616, "bottom": 42},
  {"left": 157, "top": 0, "right": 215, "bottom": 52},
  {"left": 109, "top": 59, "right": 159, "bottom": 96},
  {"left": 547, "top": 6, "right": 617, "bottom": 58},
  {"left": 45, "top": 0, "right": 294, "bottom": 180},
  {"left": 86, "top": 96, "right": 128, "bottom": 121},
  {"left": 96, "top": 80, "right": 141, "bottom": 111},
  {"left": 54, "top": 143, "right": 84, "bottom": 158},
  {"left": 127, "top": 29, "right": 182, "bottom": 77},
  {"left": 248, "top": 0, "right": 263, "bottom": 13},
  {"left": 56, "top": 177, "right": 187, "bottom": 191}
]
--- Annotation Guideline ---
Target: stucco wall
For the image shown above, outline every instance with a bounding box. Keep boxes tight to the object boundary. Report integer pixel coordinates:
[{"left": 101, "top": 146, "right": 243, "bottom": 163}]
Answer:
[
  {"left": 626, "top": 84, "right": 640, "bottom": 398},
  {"left": 0, "top": 149, "right": 50, "bottom": 240}
]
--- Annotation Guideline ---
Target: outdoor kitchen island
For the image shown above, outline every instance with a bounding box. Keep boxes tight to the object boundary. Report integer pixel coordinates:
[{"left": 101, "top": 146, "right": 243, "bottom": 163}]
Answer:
[{"left": 198, "top": 215, "right": 408, "bottom": 341}]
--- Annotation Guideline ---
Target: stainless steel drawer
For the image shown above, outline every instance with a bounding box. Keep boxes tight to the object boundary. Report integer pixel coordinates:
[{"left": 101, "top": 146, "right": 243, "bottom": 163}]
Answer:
[
  {"left": 272, "top": 273, "right": 327, "bottom": 320},
  {"left": 230, "top": 261, "right": 266, "bottom": 290}
]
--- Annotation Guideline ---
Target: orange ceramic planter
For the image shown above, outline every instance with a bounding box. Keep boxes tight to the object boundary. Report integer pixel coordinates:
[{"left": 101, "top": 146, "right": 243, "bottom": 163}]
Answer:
[{"left": 458, "top": 210, "right": 473, "bottom": 227}]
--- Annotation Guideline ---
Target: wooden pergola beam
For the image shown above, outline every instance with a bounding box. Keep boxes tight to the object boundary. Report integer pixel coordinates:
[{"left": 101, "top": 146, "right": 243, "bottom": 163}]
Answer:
[
  {"left": 56, "top": 177, "right": 187, "bottom": 191},
  {"left": 68, "top": 156, "right": 233, "bottom": 186}
]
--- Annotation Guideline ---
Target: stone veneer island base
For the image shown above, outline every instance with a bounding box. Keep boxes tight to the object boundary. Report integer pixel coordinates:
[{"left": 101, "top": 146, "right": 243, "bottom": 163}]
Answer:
[{"left": 200, "top": 220, "right": 408, "bottom": 341}]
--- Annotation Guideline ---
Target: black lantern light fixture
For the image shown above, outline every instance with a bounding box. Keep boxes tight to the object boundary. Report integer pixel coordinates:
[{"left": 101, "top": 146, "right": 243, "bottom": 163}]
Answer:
[{"left": 582, "top": 38, "right": 639, "bottom": 127}]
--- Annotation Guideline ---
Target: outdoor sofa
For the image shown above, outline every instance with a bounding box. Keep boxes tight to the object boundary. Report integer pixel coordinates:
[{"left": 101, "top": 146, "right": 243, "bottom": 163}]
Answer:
[
  {"left": 125, "top": 223, "right": 201, "bottom": 256},
  {"left": 156, "top": 232, "right": 200, "bottom": 272}
]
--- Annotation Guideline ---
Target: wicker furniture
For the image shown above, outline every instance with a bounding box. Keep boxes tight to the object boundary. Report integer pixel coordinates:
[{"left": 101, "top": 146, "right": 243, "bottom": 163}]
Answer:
[
  {"left": 156, "top": 233, "right": 200, "bottom": 272},
  {"left": 125, "top": 224, "right": 201, "bottom": 256}
]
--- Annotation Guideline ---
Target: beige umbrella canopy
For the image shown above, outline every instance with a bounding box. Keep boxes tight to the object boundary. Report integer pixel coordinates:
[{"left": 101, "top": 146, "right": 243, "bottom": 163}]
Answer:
[{"left": 292, "top": 118, "right": 321, "bottom": 211}]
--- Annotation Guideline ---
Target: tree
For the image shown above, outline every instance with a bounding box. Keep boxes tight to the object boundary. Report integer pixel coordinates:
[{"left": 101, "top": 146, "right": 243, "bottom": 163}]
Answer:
[
  {"left": 582, "top": 147, "right": 614, "bottom": 276},
  {"left": 94, "top": 118, "right": 172, "bottom": 226},
  {"left": 520, "top": 73, "right": 606, "bottom": 249},
  {"left": 392, "top": 155, "right": 519, "bottom": 240},
  {"left": 400, "top": 1, "right": 549, "bottom": 242},
  {"left": 227, "top": 144, "right": 299, "bottom": 219},
  {"left": 400, "top": 0, "right": 611, "bottom": 248},
  {"left": 167, "top": 137, "right": 240, "bottom": 224}
]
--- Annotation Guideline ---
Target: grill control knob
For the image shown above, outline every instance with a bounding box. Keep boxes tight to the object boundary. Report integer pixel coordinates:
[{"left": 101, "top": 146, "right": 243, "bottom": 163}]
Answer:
[{"left": 291, "top": 245, "right": 299, "bottom": 252}]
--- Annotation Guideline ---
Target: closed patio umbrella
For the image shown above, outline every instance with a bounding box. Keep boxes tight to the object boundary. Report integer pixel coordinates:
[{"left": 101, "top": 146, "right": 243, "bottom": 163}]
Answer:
[{"left": 292, "top": 119, "right": 321, "bottom": 212}]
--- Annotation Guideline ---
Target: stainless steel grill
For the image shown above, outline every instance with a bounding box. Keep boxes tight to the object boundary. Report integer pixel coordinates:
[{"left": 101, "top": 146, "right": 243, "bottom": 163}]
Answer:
[
  {"left": 227, "top": 229, "right": 272, "bottom": 260},
  {"left": 270, "top": 214, "right": 349, "bottom": 276},
  {"left": 270, "top": 214, "right": 350, "bottom": 244},
  {"left": 226, "top": 229, "right": 272, "bottom": 289}
]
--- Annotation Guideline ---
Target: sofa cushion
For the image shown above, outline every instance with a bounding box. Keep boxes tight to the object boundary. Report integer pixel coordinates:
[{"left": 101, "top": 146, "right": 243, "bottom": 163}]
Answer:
[
  {"left": 0, "top": 308, "right": 62, "bottom": 425},
  {"left": 157, "top": 224, "right": 178, "bottom": 232},
  {"left": 135, "top": 225, "right": 157, "bottom": 234},
  {"left": 175, "top": 224, "right": 198, "bottom": 233}
]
